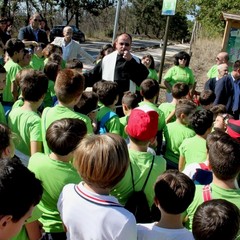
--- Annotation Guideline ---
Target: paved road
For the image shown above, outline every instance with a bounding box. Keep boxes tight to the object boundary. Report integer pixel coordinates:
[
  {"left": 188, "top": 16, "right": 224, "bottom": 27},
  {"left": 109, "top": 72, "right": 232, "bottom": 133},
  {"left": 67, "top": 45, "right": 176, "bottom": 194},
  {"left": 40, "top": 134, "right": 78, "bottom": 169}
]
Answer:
[{"left": 80, "top": 39, "right": 190, "bottom": 69}]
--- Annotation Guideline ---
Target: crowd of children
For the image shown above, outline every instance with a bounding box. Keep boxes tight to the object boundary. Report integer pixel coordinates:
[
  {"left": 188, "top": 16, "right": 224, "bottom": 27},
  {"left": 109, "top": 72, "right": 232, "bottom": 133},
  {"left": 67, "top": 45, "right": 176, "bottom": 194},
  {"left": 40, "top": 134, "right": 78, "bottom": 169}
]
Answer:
[{"left": 0, "top": 35, "right": 240, "bottom": 240}]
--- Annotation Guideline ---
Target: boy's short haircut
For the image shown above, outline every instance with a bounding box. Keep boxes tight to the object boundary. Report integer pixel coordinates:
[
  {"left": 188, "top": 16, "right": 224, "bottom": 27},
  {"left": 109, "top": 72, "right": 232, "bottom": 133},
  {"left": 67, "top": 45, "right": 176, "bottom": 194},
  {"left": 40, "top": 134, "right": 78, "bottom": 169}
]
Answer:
[
  {"left": 0, "top": 157, "right": 43, "bottom": 221},
  {"left": 175, "top": 99, "right": 196, "bottom": 118},
  {"left": 55, "top": 69, "right": 85, "bottom": 104},
  {"left": 5, "top": 38, "right": 25, "bottom": 57},
  {"left": 66, "top": 59, "right": 83, "bottom": 70},
  {"left": 192, "top": 199, "right": 240, "bottom": 240},
  {"left": 199, "top": 90, "right": 216, "bottom": 106},
  {"left": 209, "top": 133, "right": 240, "bottom": 180},
  {"left": 0, "top": 124, "right": 11, "bottom": 157},
  {"left": 20, "top": 69, "right": 48, "bottom": 102},
  {"left": 46, "top": 118, "right": 87, "bottom": 156},
  {"left": 140, "top": 78, "right": 159, "bottom": 100},
  {"left": 126, "top": 106, "right": 158, "bottom": 142},
  {"left": 48, "top": 53, "right": 62, "bottom": 65},
  {"left": 154, "top": 169, "right": 195, "bottom": 214},
  {"left": 122, "top": 91, "right": 139, "bottom": 109},
  {"left": 206, "top": 129, "right": 227, "bottom": 152},
  {"left": 75, "top": 91, "right": 98, "bottom": 115},
  {"left": 92, "top": 80, "right": 106, "bottom": 93},
  {"left": 74, "top": 133, "right": 129, "bottom": 189},
  {"left": 42, "top": 44, "right": 57, "bottom": 58},
  {"left": 94, "top": 80, "right": 119, "bottom": 106},
  {"left": 44, "top": 61, "right": 59, "bottom": 82},
  {"left": 210, "top": 104, "right": 227, "bottom": 120},
  {"left": 171, "top": 82, "right": 189, "bottom": 99},
  {"left": 189, "top": 109, "right": 213, "bottom": 135},
  {"left": 0, "top": 64, "right": 6, "bottom": 74}
]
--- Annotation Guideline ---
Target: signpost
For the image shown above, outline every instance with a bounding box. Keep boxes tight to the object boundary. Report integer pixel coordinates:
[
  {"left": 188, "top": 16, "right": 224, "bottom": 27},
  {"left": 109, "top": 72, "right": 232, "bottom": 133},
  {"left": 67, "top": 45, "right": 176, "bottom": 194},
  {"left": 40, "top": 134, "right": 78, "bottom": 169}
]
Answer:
[{"left": 158, "top": 0, "right": 177, "bottom": 84}]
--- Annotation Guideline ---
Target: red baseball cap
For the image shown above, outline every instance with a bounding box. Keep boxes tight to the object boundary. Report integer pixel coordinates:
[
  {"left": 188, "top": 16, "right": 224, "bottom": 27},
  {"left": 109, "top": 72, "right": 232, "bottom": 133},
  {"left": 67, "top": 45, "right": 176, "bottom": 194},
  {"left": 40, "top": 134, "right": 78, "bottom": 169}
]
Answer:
[{"left": 227, "top": 119, "right": 240, "bottom": 140}]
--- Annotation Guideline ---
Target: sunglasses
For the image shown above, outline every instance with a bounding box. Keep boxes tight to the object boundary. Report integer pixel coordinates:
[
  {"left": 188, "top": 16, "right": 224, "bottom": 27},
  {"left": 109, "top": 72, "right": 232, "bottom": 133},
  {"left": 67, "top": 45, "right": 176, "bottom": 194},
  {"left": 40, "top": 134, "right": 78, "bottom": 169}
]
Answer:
[
  {"left": 33, "top": 19, "right": 42, "bottom": 22},
  {"left": 179, "top": 57, "right": 187, "bottom": 60},
  {"left": 119, "top": 42, "right": 130, "bottom": 47}
]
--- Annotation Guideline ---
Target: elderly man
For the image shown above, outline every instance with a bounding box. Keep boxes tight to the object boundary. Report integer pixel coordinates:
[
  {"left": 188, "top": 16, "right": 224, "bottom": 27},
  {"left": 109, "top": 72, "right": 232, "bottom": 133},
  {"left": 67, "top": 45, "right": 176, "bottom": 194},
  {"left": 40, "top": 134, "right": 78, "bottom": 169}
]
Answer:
[
  {"left": 18, "top": 13, "right": 48, "bottom": 46},
  {"left": 213, "top": 60, "right": 240, "bottom": 119},
  {"left": 84, "top": 33, "right": 148, "bottom": 109},
  {"left": 207, "top": 52, "right": 229, "bottom": 79},
  {"left": 51, "top": 26, "right": 94, "bottom": 63},
  {"left": 204, "top": 63, "right": 228, "bottom": 92}
]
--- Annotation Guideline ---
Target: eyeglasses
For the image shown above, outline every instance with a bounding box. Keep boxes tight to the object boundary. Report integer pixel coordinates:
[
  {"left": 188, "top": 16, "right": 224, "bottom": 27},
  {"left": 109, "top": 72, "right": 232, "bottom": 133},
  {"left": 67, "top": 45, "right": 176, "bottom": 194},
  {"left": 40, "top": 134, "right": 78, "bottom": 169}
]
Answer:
[
  {"left": 119, "top": 42, "right": 130, "bottom": 47},
  {"left": 33, "top": 19, "right": 42, "bottom": 22}
]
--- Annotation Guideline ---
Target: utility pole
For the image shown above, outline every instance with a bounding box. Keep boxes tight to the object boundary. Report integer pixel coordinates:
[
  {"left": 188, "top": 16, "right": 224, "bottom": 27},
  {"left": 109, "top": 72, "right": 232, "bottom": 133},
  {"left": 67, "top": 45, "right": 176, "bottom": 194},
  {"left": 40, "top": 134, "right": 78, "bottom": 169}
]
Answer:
[{"left": 112, "top": 0, "right": 122, "bottom": 44}]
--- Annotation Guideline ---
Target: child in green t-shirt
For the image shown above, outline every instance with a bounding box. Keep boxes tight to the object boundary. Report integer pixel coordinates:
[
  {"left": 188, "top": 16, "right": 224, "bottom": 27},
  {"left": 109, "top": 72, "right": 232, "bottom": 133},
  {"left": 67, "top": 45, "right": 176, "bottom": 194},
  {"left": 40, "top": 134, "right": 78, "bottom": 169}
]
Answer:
[
  {"left": 111, "top": 106, "right": 166, "bottom": 218},
  {"left": 29, "top": 43, "right": 45, "bottom": 71},
  {"left": 0, "top": 65, "right": 7, "bottom": 124},
  {"left": 3, "top": 39, "right": 25, "bottom": 103},
  {"left": 8, "top": 69, "right": 48, "bottom": 164},
  {"left": 28, "top": 118, "right": 87, "bottom": 240},
  {"left": 159, "top": 82, "right": 189, "bottom": 124},
  {"left": 120, "top": 91, "right": 139, "bottom": 140},
  {"left": 179, "top": 109, "right": 213, "bottom": 171},
  {"left": 41, "top": 69, "right": 93, "bottom": 154},
  {"left": 163, "top": 99, "right": 196, "bottom": 169},
  {"left": 139, "top": 78, "right": 165, "bottom": 154},
  {"left": 93, "top": 80, "right": 121, "bottom": 135}
]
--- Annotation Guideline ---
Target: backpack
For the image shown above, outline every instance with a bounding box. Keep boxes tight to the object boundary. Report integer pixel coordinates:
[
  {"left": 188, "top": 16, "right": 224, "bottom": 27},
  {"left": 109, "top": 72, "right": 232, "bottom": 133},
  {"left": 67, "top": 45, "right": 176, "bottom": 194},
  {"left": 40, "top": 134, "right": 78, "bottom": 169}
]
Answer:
[
  {"left": 125, "top": 156, "right": 154, "bottom": 223},
  {"left": 98, "top": 111, "right": 117, "bottom": 134}
]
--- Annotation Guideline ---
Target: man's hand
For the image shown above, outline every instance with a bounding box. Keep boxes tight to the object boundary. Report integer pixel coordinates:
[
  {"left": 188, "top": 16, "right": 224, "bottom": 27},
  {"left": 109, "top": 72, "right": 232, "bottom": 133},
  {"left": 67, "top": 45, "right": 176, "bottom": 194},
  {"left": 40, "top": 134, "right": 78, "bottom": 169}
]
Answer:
[{"left": 123, "top": 50, "right": 132, "bottom": 61}]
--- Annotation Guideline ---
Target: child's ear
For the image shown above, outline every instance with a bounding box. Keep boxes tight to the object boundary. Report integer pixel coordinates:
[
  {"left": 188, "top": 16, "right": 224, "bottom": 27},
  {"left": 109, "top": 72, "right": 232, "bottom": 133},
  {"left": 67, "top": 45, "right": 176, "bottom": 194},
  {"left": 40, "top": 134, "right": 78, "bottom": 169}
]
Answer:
[
  {"left": 0, "top": 215, "right": 12, "bottom": 229},
  {"left": 122, "top": 103, "right": 128, "bottom": 112},
  {"left": 154, "top": 196, "right": 160, "bottom": 208},
  {"left": 2, "top": 146, "right": 11, "bottom": 158},
  {"left": 140, "top": 90, "right": 144, "bottom": 97},
  {"left": 124, "top": 125, "right": 128, "bottom": 135}
]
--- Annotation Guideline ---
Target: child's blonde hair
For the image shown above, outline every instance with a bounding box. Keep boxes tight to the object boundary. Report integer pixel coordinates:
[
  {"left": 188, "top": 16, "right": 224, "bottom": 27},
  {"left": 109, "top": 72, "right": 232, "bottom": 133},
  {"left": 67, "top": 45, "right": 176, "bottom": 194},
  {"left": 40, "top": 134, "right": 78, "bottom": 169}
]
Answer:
[{"left": 74, "top": 133, "right": 129, "bottom": 189}]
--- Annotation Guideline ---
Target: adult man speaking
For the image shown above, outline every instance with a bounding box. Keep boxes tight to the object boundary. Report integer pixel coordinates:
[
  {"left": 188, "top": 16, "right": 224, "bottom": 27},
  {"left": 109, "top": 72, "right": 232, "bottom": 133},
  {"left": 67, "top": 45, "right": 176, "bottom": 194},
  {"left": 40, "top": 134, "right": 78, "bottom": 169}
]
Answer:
[
  {"left": 84, "top": 33, "right": 149, "bottom": 109},
  {"left": 51, "top": 26, "right": 94, "bottom": 63}
]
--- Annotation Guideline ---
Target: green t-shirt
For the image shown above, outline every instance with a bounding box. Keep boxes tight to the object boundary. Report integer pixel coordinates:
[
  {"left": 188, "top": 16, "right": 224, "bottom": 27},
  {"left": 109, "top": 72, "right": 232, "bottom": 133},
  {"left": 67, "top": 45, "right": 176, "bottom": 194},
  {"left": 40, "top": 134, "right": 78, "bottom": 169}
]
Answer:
[
  {"left": 3, "top": 59, "right": 22, "bottom": 102},
  {"left": 43, "top": 80, "right": 56, "bottom": 107},
  {"left": 8, "top": 107, "right": 42, "bottom": 156},
  {"left": 41, "top": 105, "right": 93, "bottom": 154},
  {"left": 12, "top": 98, "right": 24, "bottom": 109},
  {"left": 207, "top": 65, "right": 218, "bottom": 79},
  {"left": 11, "top": 206, "right": 42, "bottom": 240},
  {"left": 139, "top": 101, "right": 166, "bottom": 131},
  {"left": 158, "top": 102, "right": 176, "bottom": 123},
  {"left": 164, "top": 66, "right": 195, "bottom": 93},
  {"left": 163, "top": 121, "right": 195, "bottom": 164},
  {"left": 0, "top": 102, "right": 6, "bottom": 124},
  {"left": 96, "top": 106, "right": 121, "bottom": 135},
  {"left": 185, "top": 183, "right": 240, "bottom": 230},
  {"left": 119, "top": 115, "right": 128, "bottom": 139},
  {"left": 29, "top": 54, "right": 45, "bottom": 71},
  {"left": 148, "top": 68, "right": 158, "bottom": 81},
  {"left": 179, "top": 135, "right": 207, "bottom": 167},
  {"left": 111, "top": 149, "right": 166, "bottom": 207},
  {"left": 28, "top": 152, "right": 81, "bottom": 232}
]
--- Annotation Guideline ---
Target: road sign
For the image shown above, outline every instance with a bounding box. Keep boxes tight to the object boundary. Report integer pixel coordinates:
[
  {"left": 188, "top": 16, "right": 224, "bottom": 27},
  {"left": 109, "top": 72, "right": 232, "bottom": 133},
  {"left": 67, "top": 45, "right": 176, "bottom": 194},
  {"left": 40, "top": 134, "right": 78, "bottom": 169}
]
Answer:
[{"left": 162, "top": 0, "right": 177, "bottom": 16}]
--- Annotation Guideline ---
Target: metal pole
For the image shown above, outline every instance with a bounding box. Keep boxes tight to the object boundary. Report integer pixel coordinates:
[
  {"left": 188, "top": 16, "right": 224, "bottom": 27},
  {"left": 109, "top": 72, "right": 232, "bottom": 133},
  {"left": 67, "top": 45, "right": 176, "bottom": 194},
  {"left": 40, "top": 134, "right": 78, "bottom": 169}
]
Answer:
[
  {"left": 112, "top": 0, "right": 122, "bottom": 44},
  {"left": 158, "top": 16, "right": 171, "bottom": 84}
]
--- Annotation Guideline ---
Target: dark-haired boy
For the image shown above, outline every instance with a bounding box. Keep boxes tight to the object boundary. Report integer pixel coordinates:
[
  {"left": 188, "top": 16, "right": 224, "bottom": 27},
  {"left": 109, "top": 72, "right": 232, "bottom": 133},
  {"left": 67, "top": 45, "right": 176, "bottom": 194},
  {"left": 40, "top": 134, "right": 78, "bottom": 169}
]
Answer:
[
  {"left": 192, "top": 199, "right": 240, "bottom": 240},
  {"left": 137, "top": 170, "right": 195, "bottom": 240},
  {"left": 179, "top": 109, "right": 213, "bottom": 171},
  {"left": 3, "top": 38, "right": 25, "bottom": 103},
  {"left": 94, "top": 80, "right": 121, "bottom": 135},
  {"left": 29, "top": 118, "right": 87, "bottom": 240},
  {"left": 8, "top": 69, "right": 48, "bottom": 165},
  {"left": 120, "top": 91, "right": 139, "bottom": 139},
  {"left": 0, "top": 157, "right": 43, "bottom": 240},
  {"left": 198, "top": 89, "right": 215, "bottom": 110},
  {"left": 185, "top": 132, "right": 240, "bottom": 230},
  {"left": 139, "top": 78, "right": 165, "bottom": 153},
  {"left": 163, "top": 99, "right": 196, "bottom": 169},
  {"left": 29, "top": 43, "right": 46, "bottom": 70},
  {"left": 41, "top": 69, "right": 93, "bottom": 154},
  {"left": 111, "top": 106, "right": 166, "bottom": 212}
]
